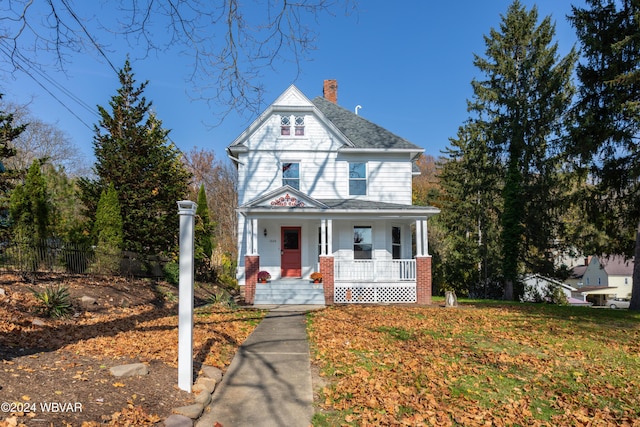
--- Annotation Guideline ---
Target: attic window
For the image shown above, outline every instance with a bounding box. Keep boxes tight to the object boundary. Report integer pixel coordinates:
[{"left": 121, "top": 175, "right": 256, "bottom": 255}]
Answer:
[
  {"left": 280, "top": 115, "right": 291, "bottom": 135},
  {"left": 294, "top": 115, "right": 305, "bottom": 136}
]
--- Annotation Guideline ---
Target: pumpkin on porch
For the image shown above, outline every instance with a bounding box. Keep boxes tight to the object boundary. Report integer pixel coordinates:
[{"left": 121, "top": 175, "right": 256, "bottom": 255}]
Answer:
[
  {"left": 310, "top": 272, "right": 322, "bottom": 283},
  {"left": 257, "top": 271, "right": 271, "bottom": 283}
]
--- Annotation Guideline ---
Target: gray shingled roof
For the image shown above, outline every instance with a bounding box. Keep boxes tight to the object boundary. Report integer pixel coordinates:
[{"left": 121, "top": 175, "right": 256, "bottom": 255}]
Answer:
[
  {"left": 318, "top": 199, "right": 431, "bottom": 210},
  {"left": 311, "top": 96, "right": 422, "bottom": 150}
]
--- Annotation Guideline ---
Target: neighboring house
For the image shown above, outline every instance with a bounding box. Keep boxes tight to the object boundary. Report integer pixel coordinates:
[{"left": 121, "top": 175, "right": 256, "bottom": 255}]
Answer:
[
  {"left": 577, "top": 255, "right": 634, "bottom": 305},
  {"left": 521, "top": 274, "right": 589, "bottom": 306},
  {"left": 227, "top": 81, "right": 440, "bottom": 305}
]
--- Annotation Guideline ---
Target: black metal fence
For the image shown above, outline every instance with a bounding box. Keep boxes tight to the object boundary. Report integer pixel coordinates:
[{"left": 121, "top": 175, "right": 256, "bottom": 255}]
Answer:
[{"left": 0, "top": 240, "right": 167, "bottom": 277}]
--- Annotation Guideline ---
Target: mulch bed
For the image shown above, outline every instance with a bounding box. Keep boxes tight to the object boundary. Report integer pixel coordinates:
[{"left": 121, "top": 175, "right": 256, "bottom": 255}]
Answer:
[{"left": 0, "top": 273, "right": 253, "bottom": 426}]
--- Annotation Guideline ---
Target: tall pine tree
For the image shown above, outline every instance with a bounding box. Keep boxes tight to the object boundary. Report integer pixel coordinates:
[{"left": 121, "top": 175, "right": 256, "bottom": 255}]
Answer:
[
  {"left": 569, "top": 0, "right": 640, "bottom": 310},
  {"left": 0, "top": 96, "right": 24, "bottom": 234},
  {"left": 468, "top": 1, "right": 577, "bottom": 299},
  {"left": 80, "top": 60, "right": 192, "bottom": 255},
  {"left": 9, "top": 160, "right": 49, "bottom": 242}
]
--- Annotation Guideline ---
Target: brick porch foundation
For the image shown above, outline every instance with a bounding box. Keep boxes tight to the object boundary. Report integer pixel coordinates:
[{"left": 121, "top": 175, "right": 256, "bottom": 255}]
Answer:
[
  {"left": 319, "top": 256, "right": 334, "bottom": 305},
  {"left": 244, "top": 255, "right": 259, "bottom": 304},
  {"left": 416, "top": 256, "right": 432, "bottom": 305}
]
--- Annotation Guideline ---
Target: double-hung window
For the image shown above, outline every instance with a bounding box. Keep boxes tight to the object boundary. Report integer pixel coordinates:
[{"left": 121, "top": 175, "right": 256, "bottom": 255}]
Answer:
[
  {"left": 283, "top": 162, "right": 300, "bottom": 190},
  {"left": 354, "top": 226, "right": 372, "bottom": 259},
  {"left": 349, "top": 162, "right": 367, "bottom": 195},
  {"left": 392, "top": 226, "right": 401, "bottom": 259}
]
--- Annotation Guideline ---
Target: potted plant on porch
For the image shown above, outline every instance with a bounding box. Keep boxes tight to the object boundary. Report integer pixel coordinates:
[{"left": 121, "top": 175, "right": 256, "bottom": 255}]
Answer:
[
  {"left": 310, "top": 272, "right": 323, "bottom": 283},
  {"left": 257, "top": 271, "right": 271, "bottom": 283}
]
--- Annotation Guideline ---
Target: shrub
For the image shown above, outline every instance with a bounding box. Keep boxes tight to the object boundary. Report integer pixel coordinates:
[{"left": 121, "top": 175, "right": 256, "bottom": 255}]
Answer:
[
  {"left": 31, "top": 285, "right": 73, "bottom": 318},
  {"left": 163, "top": 262, "right": 180, "bottom": 286}
]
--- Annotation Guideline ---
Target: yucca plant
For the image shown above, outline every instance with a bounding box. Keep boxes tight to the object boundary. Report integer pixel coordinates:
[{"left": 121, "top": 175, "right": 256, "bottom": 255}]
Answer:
[{"left": 31, "top": 285, "right": 73, "bottom": 318}]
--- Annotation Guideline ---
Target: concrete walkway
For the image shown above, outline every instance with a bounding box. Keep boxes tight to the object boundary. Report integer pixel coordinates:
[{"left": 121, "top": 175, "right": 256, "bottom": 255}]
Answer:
[{"left": 195, "top": 305, "right": 324, "bottom": 427}]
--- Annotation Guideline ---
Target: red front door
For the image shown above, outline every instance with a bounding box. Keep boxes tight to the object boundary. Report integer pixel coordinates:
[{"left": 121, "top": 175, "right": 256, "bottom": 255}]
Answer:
[{"left": 281, "top": 227, "right": 302, "bottom": 278}]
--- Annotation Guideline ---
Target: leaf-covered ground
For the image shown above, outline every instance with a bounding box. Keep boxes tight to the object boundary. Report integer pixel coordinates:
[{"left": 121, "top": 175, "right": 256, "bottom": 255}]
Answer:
[
  {"left": 0, "top": 274, "right": 264, "bottom": 426},
  {"left": 309, "top": 303, "right": 640, "bottom": 426}
]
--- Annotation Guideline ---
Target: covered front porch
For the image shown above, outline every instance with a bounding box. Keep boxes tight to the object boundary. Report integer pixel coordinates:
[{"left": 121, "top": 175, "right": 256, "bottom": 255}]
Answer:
[{"left": 237, "top": 197, "right": 437, "bottom": 305}]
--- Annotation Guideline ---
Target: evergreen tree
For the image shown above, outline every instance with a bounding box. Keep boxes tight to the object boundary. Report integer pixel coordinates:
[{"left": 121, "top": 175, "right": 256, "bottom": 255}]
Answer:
[
  {"left": 0, "top": 96, "right": 24, "bottom": 233},
  {"left": 569, "top": 0, "right": 640, "bottom": 310},
  {"left": 437, "top": 121, "right": 503, "bottom": 297},
  {"left": 469, "top": 1, "right": 577, "bottom": 299},
  {"left": 9, "top": 160, "right": 49, "bottom": 242},
  {"left": 195, "top": 184, "right": 214, "bottom": 260},
  {"left": 92, "top": 183, "right": 123, "bottom": 274},
  {"left": 79, "top": 60, "right": 192, "bottom": 255}
]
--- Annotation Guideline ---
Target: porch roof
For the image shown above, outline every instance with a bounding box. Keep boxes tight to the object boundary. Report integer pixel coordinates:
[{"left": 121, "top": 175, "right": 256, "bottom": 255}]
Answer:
[{"left": 238, "top": 185, "right": 440, "bottom": 219}]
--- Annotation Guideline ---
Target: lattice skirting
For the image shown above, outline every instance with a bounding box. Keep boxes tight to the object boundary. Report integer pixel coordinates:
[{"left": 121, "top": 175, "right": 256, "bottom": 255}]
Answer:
[{"left": 334, "top": 283, "right": 417, "bottom": 304}]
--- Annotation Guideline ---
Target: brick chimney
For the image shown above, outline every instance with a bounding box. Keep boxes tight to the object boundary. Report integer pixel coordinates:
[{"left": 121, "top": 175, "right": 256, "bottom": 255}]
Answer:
[{"left": 323, "top": 79, "right": 338, "bottom": 104}]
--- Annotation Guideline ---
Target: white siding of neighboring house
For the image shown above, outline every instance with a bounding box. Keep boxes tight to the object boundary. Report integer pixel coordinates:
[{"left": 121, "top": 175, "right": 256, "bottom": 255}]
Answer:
[{"left": 582, "top": 257, "right": 609, "bottom": 287}]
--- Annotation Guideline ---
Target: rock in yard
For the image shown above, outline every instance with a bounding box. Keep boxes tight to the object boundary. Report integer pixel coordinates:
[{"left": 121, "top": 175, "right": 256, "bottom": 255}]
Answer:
[
  {"left": 109, "top": 363, "right": 149, "bottom": 377},
  {"left": 200, "top": 365, "right": 223, "bottom": 383},
  {"left": 164, "top": 414, "right": 194, "bottom": 427},
  {"left": 31, "top": 319, "right": 46, "bottom": 327},
  {"left": 193, "top": 390, "right": 211, "bottom": 406},
  {"left": 193, "top": 377, "right": 217, "bottom": 394},
  {"left": 80, "top": 296, "right": 97, "bottom": 306},
  {"left": 172, "top": 403, "right": 204, "bottom": 420},
  {"left": 0, "top": 287, "right": 5, "bottom": 296}
]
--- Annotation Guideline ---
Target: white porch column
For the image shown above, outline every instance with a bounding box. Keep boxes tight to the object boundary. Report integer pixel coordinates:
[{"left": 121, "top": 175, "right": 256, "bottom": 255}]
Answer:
[
  {"left": 251, "top": 218, "right": 258, "bottom": 255},
  {"left": 327, "top": 219, "right": 333, "bottom": 255},
  {"left": 422, "top": 219, "right": 429, "bottom": 256},
  {"left": 416, "top": 219, "right": 423, "bottom": 257},
  {"left": 321, "top": 219, "right": 327, "bottom": 256}
]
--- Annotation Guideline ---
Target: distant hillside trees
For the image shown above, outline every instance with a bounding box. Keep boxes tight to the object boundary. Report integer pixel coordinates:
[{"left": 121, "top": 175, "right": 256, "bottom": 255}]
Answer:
[{"left": 79, "top": 60, "right": 191, "bottom": 256}]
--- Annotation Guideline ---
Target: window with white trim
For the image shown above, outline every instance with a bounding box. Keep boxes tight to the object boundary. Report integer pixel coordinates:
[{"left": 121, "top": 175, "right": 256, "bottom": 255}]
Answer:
[
  {"left": 349, "top": 162, "right": 367, "bottom": 195},
  {"left": 280, "top": 115, "right": 291, "bottom": 135},
  {"left": 282, "top": 162, "right": 300, "bottom": 190},
  {"left": 280, "top": 114, "right": 305, "bottom": 136},
  {"left": 295, "top": 115, "right": 305, "bottom": 135},
  {"left": 392, "top": 226, "right": 401, "bottom": 259},
  {"left": 354, "top": 226, "right": 372, "bottom": 259}
]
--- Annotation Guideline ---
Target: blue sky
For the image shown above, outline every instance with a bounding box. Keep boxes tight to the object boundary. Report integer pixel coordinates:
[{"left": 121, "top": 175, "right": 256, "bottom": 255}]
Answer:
[{"left": 3, "top": 1, "right": 584, "bottom": 169}]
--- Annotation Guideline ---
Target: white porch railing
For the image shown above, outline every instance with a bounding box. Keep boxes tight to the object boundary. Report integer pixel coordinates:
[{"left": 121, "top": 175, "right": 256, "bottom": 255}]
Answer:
[
  {"left": 333, "top": 259, "right": 417, "bottom": 304},
  {"left": 335, "top": 259, "right": 416, "bottom": 282}
]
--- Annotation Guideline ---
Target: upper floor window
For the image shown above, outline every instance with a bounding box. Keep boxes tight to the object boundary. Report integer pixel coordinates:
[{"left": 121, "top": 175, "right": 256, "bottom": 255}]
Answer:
[
  {"left": 349, "top": 162, "right": 367, "bottom": 195},
  {"left": 280, "top": 115, "right": 291, "bottom": 135},
  {"left": 283, "top": 162, "right": 300, "bottom": 190},
  {"left": 295, "top": 115, "right": 305, "bottom": 136},
  {"left": 354, "top": 226, "right": 372, "bottom": 259},
  {"left": 280, "top": 115, "right": 305, "bottom": 136}
]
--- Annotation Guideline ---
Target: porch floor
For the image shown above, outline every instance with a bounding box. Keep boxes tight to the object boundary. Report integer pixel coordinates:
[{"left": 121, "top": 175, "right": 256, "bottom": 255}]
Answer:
[{"left": 254, "top": 279, "right": 325, "bottom": 305}]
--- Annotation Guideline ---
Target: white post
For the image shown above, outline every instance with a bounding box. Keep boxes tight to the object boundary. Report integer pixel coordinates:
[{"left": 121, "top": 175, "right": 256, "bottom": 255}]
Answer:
[
  {"left": 416, "top": 219, "right": 423, "bottom": 257},
  {"left": 321, "top": 219, "right": 327, "bottom": 256},
  {"left": 177, "top": 200, "right": 197, "bottom": 392},
  {"left": 327, "top": 219, "right": 333, "bottom": 256},
  {"left": 422, "top": 219, "right": 429, "bottom": 256}
]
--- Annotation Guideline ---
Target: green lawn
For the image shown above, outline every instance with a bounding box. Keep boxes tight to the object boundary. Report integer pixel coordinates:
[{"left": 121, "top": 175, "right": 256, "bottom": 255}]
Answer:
[{"left": 308, "top": 302, "right": 640, "bottom": 426}]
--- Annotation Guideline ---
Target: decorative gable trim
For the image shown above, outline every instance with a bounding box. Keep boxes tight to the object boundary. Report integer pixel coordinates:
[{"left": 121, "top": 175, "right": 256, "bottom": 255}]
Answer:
[
  {"left": 227, "top": 85, "right": 356, "bottom": 154},
  {"left": 240, "top": 185, "right": 328, "bottom": 209}
]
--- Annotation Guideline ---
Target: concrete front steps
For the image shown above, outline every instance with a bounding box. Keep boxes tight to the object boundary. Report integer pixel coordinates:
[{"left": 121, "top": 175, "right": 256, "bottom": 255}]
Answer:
[{"left": 253, "top": 279, "right": 325, "bottom": 305}]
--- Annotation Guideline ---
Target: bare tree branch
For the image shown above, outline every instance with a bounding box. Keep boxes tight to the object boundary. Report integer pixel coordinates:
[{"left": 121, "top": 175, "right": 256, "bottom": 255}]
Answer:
[{"left": 0, "top": 0, "right": 357, "bottom": 120}]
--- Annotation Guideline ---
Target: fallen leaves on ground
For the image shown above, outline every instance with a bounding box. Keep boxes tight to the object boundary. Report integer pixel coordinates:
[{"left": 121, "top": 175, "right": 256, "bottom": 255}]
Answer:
[
  {"left": 0, "top": 275, "right": 264, "bottom": 426},
  {"left": 309, "top": 304, "right": 640, "bottom": 426}
]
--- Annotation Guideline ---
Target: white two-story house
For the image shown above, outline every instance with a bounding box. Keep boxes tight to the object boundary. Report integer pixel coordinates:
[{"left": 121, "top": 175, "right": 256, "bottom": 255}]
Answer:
[{"left": 227, "top": 80, "right": 440, "bottom": 305}]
